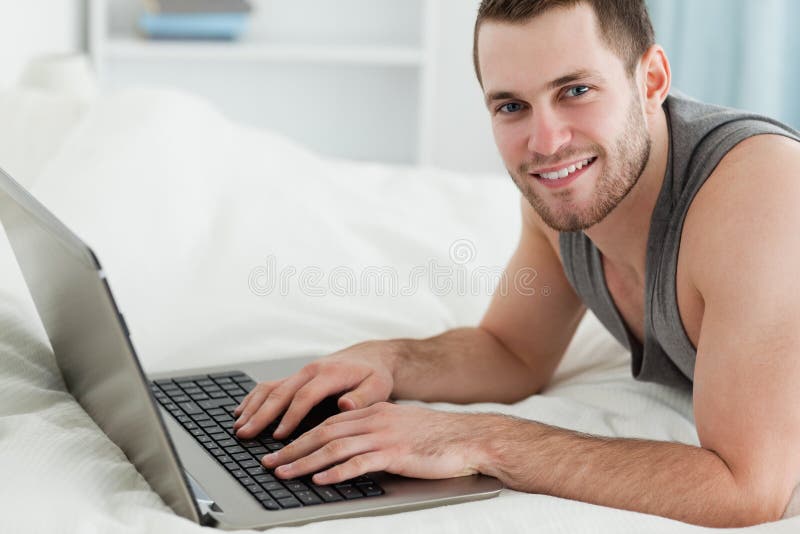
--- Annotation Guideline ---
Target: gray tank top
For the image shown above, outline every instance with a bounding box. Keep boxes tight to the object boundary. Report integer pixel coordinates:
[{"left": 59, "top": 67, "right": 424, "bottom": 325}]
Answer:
[{"left": 559, "top": 92, "right": 800, "bottom": 390}]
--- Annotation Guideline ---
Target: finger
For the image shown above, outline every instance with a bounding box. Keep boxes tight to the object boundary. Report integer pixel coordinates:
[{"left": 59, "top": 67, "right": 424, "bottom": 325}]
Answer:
[
  {"left": 263, "top": 417, "right": 371, "bottom": 468},
  {"left": 271, "top": 436, "right": 376, "bottom": 480},
  {"left": 234, "top": 369, "right": 315, "bottom": 436},
  {"left": 337, "top": 373, "right": 392, "bottom": 411},
  {"left": 312, "top": 451, "right": 387, "bottom": 486},
  {"left": 272, "top": 376, "right": 365, "bottom": 439},
  {"left": 233, "top": 379, "right": 282, "bottom": 428},
  {"left": 317, "top": 403, "right": 380, "bottom": 428},
  {"left": 234, "top": 379, "right": 281, "bottom": 417}
]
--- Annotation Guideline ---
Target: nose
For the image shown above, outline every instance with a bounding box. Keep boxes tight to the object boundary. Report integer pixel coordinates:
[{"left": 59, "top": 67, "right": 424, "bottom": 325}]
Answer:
[{"left": 526, "top": 107, "right": 571, "bottom": 156}]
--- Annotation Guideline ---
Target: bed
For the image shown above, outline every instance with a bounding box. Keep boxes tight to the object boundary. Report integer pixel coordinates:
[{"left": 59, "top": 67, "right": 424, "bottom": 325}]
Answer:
[{"left": 1, "top": 72, "right": 798, "bottom": 533}]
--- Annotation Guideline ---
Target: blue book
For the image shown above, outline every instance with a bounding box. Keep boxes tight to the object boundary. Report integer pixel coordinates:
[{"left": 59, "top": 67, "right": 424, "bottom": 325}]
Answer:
[{"left": 138, "top": 13, "right": 249, "bottom": 40}]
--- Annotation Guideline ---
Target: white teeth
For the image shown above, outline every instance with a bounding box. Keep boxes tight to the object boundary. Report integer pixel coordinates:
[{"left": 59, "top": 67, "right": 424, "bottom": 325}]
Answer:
[{"left": 536, "top": 157, "right": 594, "bottom": 180}]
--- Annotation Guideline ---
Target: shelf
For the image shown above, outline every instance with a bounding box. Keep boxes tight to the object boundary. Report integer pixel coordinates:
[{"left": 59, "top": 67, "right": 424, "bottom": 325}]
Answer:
[{"left": 104, "top": 37, "right": 426, "bottom": 66}]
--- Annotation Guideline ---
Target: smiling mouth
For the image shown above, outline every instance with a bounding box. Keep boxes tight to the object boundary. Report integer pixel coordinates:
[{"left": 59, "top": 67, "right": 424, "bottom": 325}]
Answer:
[{"left": 532, "top": 156, "right": 597, "bottom": 180}]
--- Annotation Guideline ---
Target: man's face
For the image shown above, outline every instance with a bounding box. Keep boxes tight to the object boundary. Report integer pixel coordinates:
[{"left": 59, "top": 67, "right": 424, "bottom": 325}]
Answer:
[{"left": 477, "top": 4, "right": 652, "bottom": 232}]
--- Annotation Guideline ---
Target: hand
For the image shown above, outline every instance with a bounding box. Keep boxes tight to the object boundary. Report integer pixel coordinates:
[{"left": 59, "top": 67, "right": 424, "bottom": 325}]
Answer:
[
  {"left": 261, "top": 402, "right": 486, "bottom": 485},
  {"left": 233, "top": 340, "right": 400, "bottom": 440}
]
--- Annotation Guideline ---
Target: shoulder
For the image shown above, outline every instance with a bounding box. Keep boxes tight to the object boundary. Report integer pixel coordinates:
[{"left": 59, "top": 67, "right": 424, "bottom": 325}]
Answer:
[{"left": 682, "top": 133, "right": 800, "bottom": 296}]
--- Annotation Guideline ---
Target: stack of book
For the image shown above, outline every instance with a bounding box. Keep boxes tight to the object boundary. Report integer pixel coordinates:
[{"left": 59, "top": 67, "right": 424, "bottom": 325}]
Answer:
[{"left": 139, "top": 0, "right": 253, "bottom": 40}]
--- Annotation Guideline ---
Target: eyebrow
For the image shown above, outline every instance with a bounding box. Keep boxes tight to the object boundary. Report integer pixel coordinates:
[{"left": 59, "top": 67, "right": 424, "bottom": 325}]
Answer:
[{"left": 484, "top": 69, "right": 605, "bottom": 106}]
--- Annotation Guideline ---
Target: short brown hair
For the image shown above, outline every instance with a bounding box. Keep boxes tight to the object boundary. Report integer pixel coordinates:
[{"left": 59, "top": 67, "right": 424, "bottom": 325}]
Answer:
[{"left": 473, "top": 0, "right": 655, "bottom": 85}]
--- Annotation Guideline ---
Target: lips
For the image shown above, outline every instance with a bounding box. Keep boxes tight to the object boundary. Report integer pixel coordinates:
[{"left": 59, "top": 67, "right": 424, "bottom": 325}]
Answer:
[{"left": 530, "top": 157, "right": 597, "bottom": 189}]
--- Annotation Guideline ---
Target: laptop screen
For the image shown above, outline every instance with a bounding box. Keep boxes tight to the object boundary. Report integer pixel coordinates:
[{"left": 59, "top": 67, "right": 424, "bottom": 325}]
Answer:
[{"left": 0, "top": 167, "right": 201, "bottom": 523}]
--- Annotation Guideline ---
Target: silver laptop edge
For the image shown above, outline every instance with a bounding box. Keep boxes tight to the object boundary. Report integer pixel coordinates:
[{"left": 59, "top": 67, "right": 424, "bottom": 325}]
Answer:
[{"left": 0, "top": 166, "right": 503, "bottom": 530}]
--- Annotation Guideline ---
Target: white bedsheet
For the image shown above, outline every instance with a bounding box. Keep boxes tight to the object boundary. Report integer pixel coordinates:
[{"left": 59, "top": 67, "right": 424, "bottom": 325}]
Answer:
[{"left": 1, "top": 86, "right": 798, "bottom": 533}]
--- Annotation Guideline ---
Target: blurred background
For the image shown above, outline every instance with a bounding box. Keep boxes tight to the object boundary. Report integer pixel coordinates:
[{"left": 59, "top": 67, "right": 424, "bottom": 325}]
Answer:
[{"left": 1, "top": 0, "right": 798, "bottom": 175}]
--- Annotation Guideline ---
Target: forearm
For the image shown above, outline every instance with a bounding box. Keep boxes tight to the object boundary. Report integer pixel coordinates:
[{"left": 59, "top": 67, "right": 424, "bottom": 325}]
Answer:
[
  {"left": 388, "top": 327, "right": 541, "bottom": 404},
  {"left": 475, "top": 414, "right": 780, "bottom": 527}
]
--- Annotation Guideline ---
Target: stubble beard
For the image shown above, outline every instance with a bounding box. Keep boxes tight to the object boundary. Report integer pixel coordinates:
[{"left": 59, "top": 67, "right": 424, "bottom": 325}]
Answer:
[{"left": 511, "top": 92, "right": 653, "bottom": 233}]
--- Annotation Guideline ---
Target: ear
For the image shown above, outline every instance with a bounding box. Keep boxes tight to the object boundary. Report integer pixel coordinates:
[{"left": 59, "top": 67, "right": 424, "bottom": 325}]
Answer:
[{"left": 637, "top": 44, "right": 671, "bottom": 115}]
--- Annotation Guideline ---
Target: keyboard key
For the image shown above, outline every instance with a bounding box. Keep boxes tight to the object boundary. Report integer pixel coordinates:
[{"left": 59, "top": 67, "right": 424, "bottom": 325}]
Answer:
[
  {"left": 189, "top": 393, "right": 210, "bottom": 401},
  {"left": 260, "top": 481, "right": 284, "bottom": 492},
  {"left": 153, "top": 379, "right": 175, "bottom": 386},
  {"left": 294, "top": 491, "right": 322, "bottom": 505},
  {"left": 269, "top": 489, "right": 292, "bottom": 500},
  {"left": 198, "top": 399, "right": 236, "bottom": 410},
  {"left": 214, "top": 377, "right": 234, "bottom": 385},
  {"left": 189, "top": 428, "right": 205, "bottom": 437},
  {"left": 245, "top": 484, "right": 261, "bottom": 494},
  {"left": 249, "top": 447, "right": 268, "bottom": 456},
  {"left": 222, "top": 462, "right": 238, "bottom": 472},
  {"left": 209, "top": 391, "right": 229, "bottom": 399},
  {"left": 230, "top": 469, "right": 248, "bottom": 479},
  {"left": 182, "top": 387, "right": 202, "bottom": 395},
  {"left": 224, "top": 446, "right": 246, "bottom": 455},
  {"left": 197, "top": 435, "right": 211, "bottom": 443},
  {"left": 232, "top": 375, "right": 253, "bottom": 383},
  {"left": 239, "top": 460, "right": 260, "bottom": 469},
  {"left": 209, "top": 448, "right": 226, "bottom": 457},
  {"left": 174, "top": 375, "right": 208, "bottom": 383},
  {"left": 209, "top": 371, "right": 245, "bottom": 379},
  {"left": 172, "top": 395, "right": 190, "bottom": 403},
  {"left": 232, "top": 452, "right": 252, "bottom": 462},
  {"left": 178, "top": 402, "right": 202, "bottom": 415},
  {"left": 337, "top": 485, "right": 364, "bottom": 499},
  {"left": 190, "top": 413, "right": 210, "bottom": 421},
  {"left": 257, "top": 496, "right": 281, "bottom": 510},
  {"left": 311, "top": 485, "right": 344, "bottom": 502},
  {"left": 266, "top": 443, "right": 284, "bottom": 451},
  {"left": 254, "top": 474, "right": 276, "bottom": 484},
  {"left": 207, "top": 408, "right": 226, "bottom": 416},
  {"left": 277, "top": 497, "right": 302, "bottom": 509},
  {"left": 247, "top": 466, "right": 269, "bottom": 476},
  {"left": 197, "top": 419, "right": 218, "bottom": 428},
  {"left": 196, "top": 379, "right": 215, "bottom": 387},
  {"left": 217, "top": 439, "right": 237, "bottom": 448},
  {"left": 359, "top": 483, "right": 383, "bottom": 496},
  {"left": 284, "top": 481, "right": 308, "bottom": 492}
]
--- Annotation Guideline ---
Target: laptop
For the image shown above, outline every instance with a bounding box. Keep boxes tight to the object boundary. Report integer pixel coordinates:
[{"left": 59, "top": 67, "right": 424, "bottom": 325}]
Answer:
[{"left": 0, "top": 166, "right": 503, "bottom": 530}]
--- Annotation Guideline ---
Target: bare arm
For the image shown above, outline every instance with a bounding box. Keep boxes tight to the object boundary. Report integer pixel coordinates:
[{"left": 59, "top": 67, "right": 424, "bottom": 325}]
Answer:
[{"left": 390, "top": 197, "right": 585, "bottom": 403}]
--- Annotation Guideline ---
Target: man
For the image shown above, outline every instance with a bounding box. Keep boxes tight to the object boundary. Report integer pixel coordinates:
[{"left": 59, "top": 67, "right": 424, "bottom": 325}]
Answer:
[{"left": 233, "top": 0, "right": 800, "bottom": 527}]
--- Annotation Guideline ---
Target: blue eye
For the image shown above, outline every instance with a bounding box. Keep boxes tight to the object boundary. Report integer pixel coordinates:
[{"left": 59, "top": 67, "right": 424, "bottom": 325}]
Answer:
[
  {"left": 498, "top": 102, "right": 523, "bottom": 114},
  {"left": 565, "top": 85, "right": 590, "bottom": 98}
]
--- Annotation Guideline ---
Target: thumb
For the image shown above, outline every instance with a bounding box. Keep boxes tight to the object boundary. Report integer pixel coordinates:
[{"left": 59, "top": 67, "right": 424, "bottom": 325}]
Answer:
[
  {"left": 338, "top": 393, "right": 360, "bottom": 411},
  {"left": 338, "top": 374, "right": 391, "bottom": 411}
]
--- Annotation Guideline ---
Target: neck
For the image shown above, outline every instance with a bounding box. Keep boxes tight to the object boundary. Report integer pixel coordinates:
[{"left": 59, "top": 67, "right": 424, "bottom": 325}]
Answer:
[{"left": 583, "top": 105, "right": 670, "bottom": 285}]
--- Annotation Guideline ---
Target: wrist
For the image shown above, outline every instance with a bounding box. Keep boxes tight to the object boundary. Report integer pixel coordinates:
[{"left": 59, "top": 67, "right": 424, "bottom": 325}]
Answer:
[
  {"left": 381, "top": 338, "right": 410, "bottom": 394},
  {"left": 471, "top": 413, "right": 541, "bottom": 482}
]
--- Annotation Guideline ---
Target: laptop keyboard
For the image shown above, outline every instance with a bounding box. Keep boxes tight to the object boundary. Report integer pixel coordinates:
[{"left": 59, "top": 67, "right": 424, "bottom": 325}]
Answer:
[{"left": 150, "top": 370, "right": 384, "bottom": 511}]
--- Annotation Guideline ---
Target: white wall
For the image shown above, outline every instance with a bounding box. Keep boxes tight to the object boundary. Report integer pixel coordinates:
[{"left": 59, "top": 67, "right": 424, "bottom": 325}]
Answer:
[
  {"left": 427, "top": 0, "right": 505, "bottom": 174},
  {"left": 0, "top": 1, "right": 85, "bottom": 88},
  {"left": 5, "top": 0, "right": 505, "bottom": 175}
]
